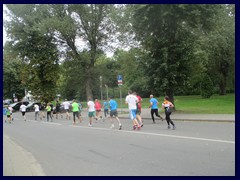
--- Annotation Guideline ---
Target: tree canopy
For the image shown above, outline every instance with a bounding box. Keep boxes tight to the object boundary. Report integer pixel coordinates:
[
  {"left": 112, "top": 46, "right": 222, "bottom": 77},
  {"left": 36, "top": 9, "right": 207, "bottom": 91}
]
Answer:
[{"left": 3, "top": 4, "right": 235, "bottom": 105}]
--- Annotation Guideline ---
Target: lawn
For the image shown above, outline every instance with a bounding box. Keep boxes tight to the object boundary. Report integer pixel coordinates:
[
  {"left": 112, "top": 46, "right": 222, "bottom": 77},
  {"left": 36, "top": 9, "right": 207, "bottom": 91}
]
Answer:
[
  {"left": 78, "top": 94, "right": 235, "bottom": 114},
  {"left": 140, "top": 94, "right": 235, "bottom": 114}
]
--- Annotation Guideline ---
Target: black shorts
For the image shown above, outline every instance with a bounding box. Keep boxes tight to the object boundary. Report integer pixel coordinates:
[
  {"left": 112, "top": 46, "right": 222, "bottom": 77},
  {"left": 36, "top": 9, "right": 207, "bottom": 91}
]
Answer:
[
  {"left": 73, "top": 111, "right": 79, "bottom": 117},
  {"left": 110, "top": 110, "right": 118, "bottom": 117},
  {"left": 22, "top": 112, "right": 26, "bottom": 116}
]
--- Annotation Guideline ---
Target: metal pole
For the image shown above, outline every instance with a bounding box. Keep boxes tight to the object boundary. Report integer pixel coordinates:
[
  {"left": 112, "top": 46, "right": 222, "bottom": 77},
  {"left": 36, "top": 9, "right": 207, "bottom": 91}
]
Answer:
[
  {"left": 100, "top": 76, "right": 103, "bottom": 101},
  {"left": 105, "top": 84, "right": 108, "bottom": 100},
  {"left": 120, "top": 86, "right": 122, "bottom": 113}
]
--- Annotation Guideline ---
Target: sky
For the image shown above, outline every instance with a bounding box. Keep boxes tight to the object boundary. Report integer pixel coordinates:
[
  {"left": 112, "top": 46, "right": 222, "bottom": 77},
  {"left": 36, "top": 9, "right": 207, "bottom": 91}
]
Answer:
[
  {"left": 2, "top": 4, "right": 115, "bottom": 57},
  {"left": 3, "top": 5, "right": 8, "bottom": 46}
]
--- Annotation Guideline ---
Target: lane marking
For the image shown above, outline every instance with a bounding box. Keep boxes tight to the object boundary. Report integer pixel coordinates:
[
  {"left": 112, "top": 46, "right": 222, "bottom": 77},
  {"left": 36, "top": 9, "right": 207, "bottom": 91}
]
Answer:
[
  {"left": 13, "top": 118, "right": 235, "bottom": 144},
  {"left": 40, "top": 121, "right": 62, "bottom": 125},
  {"left": 68, "top": 125, "right": 235, "bottom": 144}
]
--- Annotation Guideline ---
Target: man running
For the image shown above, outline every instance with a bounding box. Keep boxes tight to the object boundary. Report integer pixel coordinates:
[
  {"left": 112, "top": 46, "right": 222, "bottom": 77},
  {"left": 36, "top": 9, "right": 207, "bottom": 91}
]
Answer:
[
  {"left": 109, "top": 96, "right": 122, "bottom": 130},
  {"left": 62, "top": 99, "right": 71, "bottom": 120},
  {"left": 20, "top": 102, "right": 27, "bottom": 121},
  {"left": 125, "top": 90, "right": 141, "bottom": 130},
  {"left": 34, "top": 103, "right": 40, "bottom": 120},
  {"left": 87, "top": 97, "right": 95, "bottom": 127},
  {"left": 149, "top": 94, "right": 164, "bottom": 123}
]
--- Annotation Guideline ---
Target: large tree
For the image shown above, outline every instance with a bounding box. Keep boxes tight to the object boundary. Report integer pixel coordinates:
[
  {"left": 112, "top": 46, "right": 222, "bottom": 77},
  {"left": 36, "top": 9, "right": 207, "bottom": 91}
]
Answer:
[
  {"left": 5, "top": 4, "right": 60, "bottom": 103},
  {"left": 39, "top": 4, "right": 118, "bottom": 100},
  {"left": 206, "top": 5, "right": 235, "bottom": 95},
  {"left": 132, "top": 4, "right": 221, "bottom": 104},
  {"left": 3, "top": 42, "right": 25, "bottom": 100}
]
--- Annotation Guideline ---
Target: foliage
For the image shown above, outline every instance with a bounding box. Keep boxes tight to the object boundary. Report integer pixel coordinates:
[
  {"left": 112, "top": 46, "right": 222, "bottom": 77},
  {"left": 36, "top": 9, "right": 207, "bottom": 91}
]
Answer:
[
  {"left": 3, "top": 42, "right": 25, "bottom": 100},
  {"left": 5, "top": 4, "right": 60, "bottom": 103},
  {"left": 200, "top": 74, "right": 214, "bottom": 98},
  {"left": 131, "top": 4, "right": 222, "bottom": 105},
  {"left": 3, "top": 4, "right": 235, "bottom": 102}
]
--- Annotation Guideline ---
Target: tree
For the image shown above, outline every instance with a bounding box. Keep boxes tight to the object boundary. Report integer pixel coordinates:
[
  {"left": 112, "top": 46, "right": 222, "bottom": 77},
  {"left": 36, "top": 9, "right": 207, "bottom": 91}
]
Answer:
[
  {"left": 132, "top": 4, "right": 221, "bottom": 106},
  {"left": 113, "top": 48, "right": 150, "bottom": 97},
  {"left": 39, "top": 4, "right": 119, "bottom": 100},
  {"left": 205, "top": 5, "right": 235, "bottom": 95},
  {"left": 5, "top": 4, "right": 60, "bottom": 103},
  {"left": 200, "top": 74, "right": 214, "bottom": 98},
  {"left": 3, "top": 42, "right": 25, "bottom": 100}
]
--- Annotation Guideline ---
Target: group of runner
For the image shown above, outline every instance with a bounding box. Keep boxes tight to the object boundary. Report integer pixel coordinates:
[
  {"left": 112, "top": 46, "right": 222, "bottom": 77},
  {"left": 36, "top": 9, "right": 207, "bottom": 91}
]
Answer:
[{"left": 3, "top": 91, "right": 176, "bottom": 130}]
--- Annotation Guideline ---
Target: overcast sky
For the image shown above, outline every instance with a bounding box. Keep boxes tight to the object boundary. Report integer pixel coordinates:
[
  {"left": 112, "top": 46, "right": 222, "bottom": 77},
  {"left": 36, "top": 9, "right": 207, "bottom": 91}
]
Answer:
[
  {"left": 3, "top": 4, "right": 8, "bottom": 46},
  {"left": 2, "top": 4, "right": 115, "bottom": 57}
]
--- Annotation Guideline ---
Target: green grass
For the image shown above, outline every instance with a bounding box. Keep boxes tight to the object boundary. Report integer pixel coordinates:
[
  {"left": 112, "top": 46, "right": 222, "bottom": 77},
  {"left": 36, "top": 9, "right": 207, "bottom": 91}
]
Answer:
[
  {"left": 79, "top": 94, "right": 235, "bottom": 114},
  {"left": 140, "top": 94, "right": 235, "bottom": 114}
]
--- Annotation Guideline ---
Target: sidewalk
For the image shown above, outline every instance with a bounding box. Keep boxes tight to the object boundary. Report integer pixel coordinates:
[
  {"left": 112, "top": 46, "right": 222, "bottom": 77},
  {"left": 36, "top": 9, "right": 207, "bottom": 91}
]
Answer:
[
  {"left": 118, "top": 108, "right": 235, "bottom": 122},
  {"left": 3, "top": 135, "right": 45, "bottom": 176}
]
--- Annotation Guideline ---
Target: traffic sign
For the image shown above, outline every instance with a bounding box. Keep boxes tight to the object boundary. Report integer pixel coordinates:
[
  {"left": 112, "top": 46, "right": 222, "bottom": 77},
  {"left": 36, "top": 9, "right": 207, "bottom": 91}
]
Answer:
[{"left": 118, "top": 75, "right": 123, "bottom": 85}]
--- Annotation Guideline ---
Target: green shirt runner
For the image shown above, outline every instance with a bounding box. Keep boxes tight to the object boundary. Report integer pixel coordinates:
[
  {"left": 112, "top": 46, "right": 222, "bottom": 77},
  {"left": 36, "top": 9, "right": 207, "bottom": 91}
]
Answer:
[{"left": 72, "top": 102, "right": 79, "bottom": 112}]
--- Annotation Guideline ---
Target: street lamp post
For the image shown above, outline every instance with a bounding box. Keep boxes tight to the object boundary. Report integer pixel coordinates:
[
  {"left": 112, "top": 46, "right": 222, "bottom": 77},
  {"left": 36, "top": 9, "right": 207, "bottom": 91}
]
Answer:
[
  {"left": 99, "top": 76, "right": 103, "bottom": 101},
  {"left": 105, "top": 84, "right": 108, "bottom": 100}
]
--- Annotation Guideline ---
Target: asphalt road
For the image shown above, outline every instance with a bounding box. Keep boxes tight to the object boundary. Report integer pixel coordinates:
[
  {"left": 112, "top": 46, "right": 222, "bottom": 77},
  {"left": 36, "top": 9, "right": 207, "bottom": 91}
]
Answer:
[{"left": 3, "top": 111, "right": 235, "bottom": 176}]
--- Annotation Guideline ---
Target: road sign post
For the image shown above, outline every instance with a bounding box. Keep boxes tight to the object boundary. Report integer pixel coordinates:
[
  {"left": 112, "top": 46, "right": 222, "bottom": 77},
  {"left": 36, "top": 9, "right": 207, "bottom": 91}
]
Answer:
[{"left": 118, "top": 75, "right": 123, "bottom": 113}]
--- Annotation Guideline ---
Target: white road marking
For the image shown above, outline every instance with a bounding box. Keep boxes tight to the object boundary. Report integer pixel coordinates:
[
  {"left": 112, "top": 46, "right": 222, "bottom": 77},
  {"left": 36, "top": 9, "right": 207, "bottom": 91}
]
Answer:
[
  {"left": 40, "top": 121, "right": 62, "bottom": 125},
  {"left": 68, "top": 125, "right": 235, "bottom": 144},
  {"left": 16, "top": 118, "right": 234, "bottom": 144}
]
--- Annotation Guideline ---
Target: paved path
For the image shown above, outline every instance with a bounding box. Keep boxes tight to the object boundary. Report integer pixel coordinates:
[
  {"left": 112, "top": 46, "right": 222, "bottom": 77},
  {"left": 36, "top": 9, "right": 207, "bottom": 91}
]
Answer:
[{"left": 3, "top": 109, "right": 235, "bottom": 176}]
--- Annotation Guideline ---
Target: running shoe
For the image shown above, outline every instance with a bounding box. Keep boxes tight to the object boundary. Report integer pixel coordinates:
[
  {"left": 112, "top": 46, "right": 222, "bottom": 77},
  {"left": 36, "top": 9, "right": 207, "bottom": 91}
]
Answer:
[
  {"left": 88, "top": 123, "right": 92, "bottom": 127},
  {"left": 137, "top": 125, "right": 141, "bottom": 130},
  {"left": 133, "top": 125, "right": 136, "bottom": 130},
  {"left": 110, "top": 124, "right": 114, "bottom": 129},
  {"left": 172, "top": 125, "right": 176, "bottom": 130},
  {"left": 119, "top": 125, "right": 122, "bottom": 130}
]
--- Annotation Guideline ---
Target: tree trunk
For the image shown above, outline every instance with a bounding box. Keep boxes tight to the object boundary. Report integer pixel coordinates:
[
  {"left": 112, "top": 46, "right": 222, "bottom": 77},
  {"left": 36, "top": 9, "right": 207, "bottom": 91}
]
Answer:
[
  {"left": 85, "top": 68, "right": 93, "bottom": 101},
  {"left": 219, "top": 77, "right": 227, "bottom": 95}
]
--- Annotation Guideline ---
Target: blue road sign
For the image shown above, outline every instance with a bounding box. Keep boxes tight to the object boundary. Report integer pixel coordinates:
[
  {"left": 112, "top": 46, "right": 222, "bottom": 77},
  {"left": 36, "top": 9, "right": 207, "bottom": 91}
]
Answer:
[{"left": 118, "top": 75, "right": 122, "bottom": 80}]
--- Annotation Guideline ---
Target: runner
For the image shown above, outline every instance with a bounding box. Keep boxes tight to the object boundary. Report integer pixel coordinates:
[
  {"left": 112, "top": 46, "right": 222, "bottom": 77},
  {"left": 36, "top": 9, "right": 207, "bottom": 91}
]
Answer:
[
  {"left": 133, "top": 92, "right": 144, "bottom": 127},
  {"left": 3, "top": 106, "right": 7, "bottom": 123},
  {"left": 6, "top": 106, "right": 11, "bottom": 124},
  {"left": 109, "top": 96, "right": 122, "bottom": 130},
  {"left": 87, "top": 98, "right": 95, "bottom": 127},
  {"left": 8, "top": 105, "right": 13, "bottom": 122},
  {"left": 149, "top": 94, "right": 164, "bottom": 123},
  {"left": 125, "top": 90, "right": 141, "bottom": 130},
  {"left": 103, "top": 99, "right": 109, "bottom": 121},
  {"left": 162, "top": 96, "right": 176, "bottom": 130},
  {"left": 55, "top": 100, "right": 61, "bottom": 119},
  {"left": 39, "top": 102, "right": 45, "bottom": 120},
  {"left": 62, "top": 99, "right": 71, "bottom": 120},
  {"left": 95, "top": 99, "right": 102, "bottom": 122},
  {"left": 34, "top": 103, "right": 40, "bottom": 120},
  {"left": 71, "top": 99, "right": 80, "bottom": 125},
  {"left": 46, "top": 103, "right": 52, "bottom": 122},
  {"left": 20, "top": 102, "right": 27, "bottom": 121}
]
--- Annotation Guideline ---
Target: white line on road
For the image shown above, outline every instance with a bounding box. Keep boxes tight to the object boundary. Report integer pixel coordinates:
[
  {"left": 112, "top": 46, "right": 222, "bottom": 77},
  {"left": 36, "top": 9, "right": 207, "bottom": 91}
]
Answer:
[
  {"left": 40, "top": 121, "right": 62, "bottom": 125},
  {"left": 68, "top": 125, "right": 235, "bottom": 144}
]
